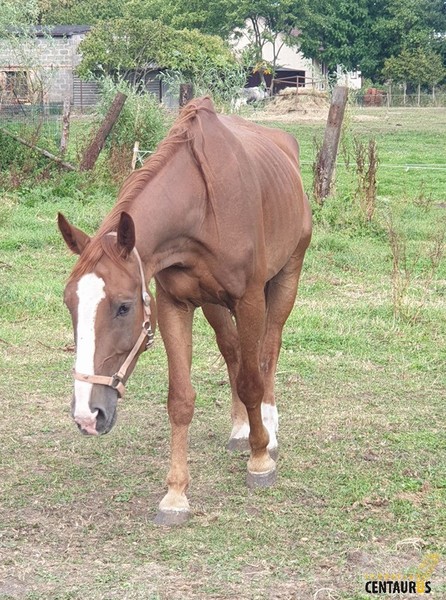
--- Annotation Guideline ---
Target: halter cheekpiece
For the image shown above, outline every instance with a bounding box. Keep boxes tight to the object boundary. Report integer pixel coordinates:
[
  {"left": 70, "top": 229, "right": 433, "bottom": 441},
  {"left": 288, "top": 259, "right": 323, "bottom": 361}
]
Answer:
[{"left": 72, "top": 234, "right": 154, "bottom": 398}]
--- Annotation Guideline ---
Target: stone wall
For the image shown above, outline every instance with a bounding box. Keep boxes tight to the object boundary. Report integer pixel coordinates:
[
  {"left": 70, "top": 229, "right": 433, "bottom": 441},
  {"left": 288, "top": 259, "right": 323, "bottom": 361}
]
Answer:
[{"left": 0, "top": 32, "right": 86, "bottom": 104}]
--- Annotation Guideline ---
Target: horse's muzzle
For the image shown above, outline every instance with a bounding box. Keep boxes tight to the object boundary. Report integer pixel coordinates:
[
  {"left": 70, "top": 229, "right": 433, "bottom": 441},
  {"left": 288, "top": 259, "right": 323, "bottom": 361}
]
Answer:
[
  {"left": 72, "top": 386, "right": 118, "bottom": 435},
  {"left": 76, "top": 417, "right": 99, "bottom": 436}
]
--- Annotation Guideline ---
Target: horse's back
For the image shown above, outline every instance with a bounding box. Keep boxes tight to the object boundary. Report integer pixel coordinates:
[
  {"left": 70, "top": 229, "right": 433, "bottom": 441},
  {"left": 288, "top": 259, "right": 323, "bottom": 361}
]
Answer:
[
  {"left": 219, "top": 113, "right": 301, "bottom": 168},
  {"left": 217, "top": 112, "right": 310, "bottom": 274}
]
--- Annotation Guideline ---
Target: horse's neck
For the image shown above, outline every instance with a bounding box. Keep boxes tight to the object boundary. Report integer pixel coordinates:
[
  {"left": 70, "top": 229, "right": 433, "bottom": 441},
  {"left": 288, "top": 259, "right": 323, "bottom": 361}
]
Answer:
[{"left": 129, "top": 155, "right": 208, "bottom": 275}]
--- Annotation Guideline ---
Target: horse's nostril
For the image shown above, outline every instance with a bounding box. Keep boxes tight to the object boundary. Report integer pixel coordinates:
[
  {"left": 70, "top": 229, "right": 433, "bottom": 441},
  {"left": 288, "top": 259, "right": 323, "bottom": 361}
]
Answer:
[
  {"left": 95, "top": 407, "right": 107, "bottom": 431},
  {"left": 89, "top": 389, "right": 118, "bottom": 435}
]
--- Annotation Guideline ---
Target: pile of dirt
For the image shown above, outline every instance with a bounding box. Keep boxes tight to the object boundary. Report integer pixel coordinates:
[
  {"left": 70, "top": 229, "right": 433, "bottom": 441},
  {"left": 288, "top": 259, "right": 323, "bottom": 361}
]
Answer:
[{"left": 253, "top": 87, "right": 330, "bottom": 122}]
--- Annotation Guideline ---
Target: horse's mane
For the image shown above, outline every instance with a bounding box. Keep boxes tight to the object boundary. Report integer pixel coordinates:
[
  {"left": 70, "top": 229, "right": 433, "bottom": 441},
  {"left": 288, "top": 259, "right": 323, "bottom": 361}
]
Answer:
[{"left": 68, "top": 98, "right": 215, "bottom": 282}]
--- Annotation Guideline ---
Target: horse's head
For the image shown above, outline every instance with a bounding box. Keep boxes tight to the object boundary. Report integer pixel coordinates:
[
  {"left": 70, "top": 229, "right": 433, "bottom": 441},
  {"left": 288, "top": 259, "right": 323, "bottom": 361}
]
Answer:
[{"left": 58, "top": 212, "right": 156, "bottom": 436}]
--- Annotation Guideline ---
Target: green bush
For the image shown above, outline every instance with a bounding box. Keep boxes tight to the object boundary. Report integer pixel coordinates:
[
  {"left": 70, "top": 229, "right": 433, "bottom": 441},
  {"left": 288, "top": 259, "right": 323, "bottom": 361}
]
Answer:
[{"left": 97, "top": 76, "right": 171, "bottom": 154}]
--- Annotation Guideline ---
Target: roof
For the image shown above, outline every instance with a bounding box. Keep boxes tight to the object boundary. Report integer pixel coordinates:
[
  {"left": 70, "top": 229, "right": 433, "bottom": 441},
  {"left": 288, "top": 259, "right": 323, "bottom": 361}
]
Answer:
[
  {"left": 34, "top": 25, "right": 91, "bottom": 38},
  {"left": 275, "top": 67, "right": 306, "bottom": 72}
]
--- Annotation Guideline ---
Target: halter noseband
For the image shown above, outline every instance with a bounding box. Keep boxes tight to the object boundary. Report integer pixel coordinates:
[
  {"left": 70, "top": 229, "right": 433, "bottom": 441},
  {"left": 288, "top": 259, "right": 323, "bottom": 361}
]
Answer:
[{"left": 73, "top": 236, "right": 154, "bottom": 398}]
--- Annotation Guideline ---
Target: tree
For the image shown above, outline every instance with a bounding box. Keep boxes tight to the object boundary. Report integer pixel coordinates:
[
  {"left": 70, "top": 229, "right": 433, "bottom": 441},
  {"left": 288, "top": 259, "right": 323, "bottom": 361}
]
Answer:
[
  {"left": 39, "top": 0, "right": 305, "bottom": 80},
  {"left": 76, "top": 18, "right": 168, "bottom": 80},
  {"left": 233, "top": 0, "right": 303, "bottom": 78},
  {"left": 123, "top": 0, "right": 242, "bottom": 38},
  {"left": 421, "top": 49, "right": 446, "bottom": 88},
  {"left": 76, "top": 17, "right": 244, "bottom": 101},
  {"left": 1, "top": 0, "right": 40, "bottom": 29},
  {"left": 383, "top": 47, "right": 446, "bottom": 104},
  {"left": 37, "top": 0, "right": 126, "bottom": 25},
  {"left": 38, "top": 0, "right": 241, "bottom": 36},
  {"left": 297, "top": 0, "right": 373, "bottom": 74},
  {"left": 382, "top": 50, "right": 413, "bottom": 86},
  {"left": 36, "top": 0, "right": 446, "bottom": 85},
  {"left": 297, "top": 0, "right": 446, "bottom": 81}
]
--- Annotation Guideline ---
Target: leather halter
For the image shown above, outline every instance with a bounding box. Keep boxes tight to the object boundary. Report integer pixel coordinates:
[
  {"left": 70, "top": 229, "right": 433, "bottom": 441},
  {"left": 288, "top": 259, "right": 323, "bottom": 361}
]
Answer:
[{"left": 73, "top": 236, "right": 154, "bottom": 398}]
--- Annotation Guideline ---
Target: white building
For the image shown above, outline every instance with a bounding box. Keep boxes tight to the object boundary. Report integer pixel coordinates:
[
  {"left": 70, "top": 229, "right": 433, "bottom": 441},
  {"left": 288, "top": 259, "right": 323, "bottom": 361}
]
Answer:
[{"left": 232, "top": 20, "right": 361, "bottom": 91}]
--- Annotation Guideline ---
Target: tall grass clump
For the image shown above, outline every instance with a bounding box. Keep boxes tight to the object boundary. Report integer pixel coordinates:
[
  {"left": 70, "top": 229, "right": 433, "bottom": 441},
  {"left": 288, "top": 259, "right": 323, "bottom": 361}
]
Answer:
[
  {"left": 0, "top": 113, "right": 64, "bottom": 185},
  {"left": 385, "top": 210, "right": 445, "bottom": 322}
]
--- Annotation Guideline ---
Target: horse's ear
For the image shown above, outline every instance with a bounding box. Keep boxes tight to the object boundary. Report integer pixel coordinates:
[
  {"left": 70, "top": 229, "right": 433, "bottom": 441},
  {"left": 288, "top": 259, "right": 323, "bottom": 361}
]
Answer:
[
  {"left": 117, "top": 212, "right": 135, "bottom": 259},
  {"left": 57, "top": 212, "right": 90, "bottom": 255}
]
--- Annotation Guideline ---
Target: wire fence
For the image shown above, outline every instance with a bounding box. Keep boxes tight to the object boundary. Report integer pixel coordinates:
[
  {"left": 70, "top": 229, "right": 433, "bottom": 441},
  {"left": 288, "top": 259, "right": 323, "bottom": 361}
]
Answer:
[
  {"left": 299, "top": 160, "right": 446, "bottom": 172},
  {"left": 354, "top": 92, "right": 446, "bottom": 108},
  {"left": 1, "top": 95, "right": 445, "bottom": 174},
  {"left": 0, "top": 103, "right": 64, "bottom": 150}
]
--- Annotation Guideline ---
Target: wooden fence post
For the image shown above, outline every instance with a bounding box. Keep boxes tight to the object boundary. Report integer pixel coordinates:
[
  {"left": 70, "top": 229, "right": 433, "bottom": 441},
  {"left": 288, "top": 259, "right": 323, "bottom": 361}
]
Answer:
[
  {"left": 314, "top": 86, "right": 348, "bottom": 203},
  {"left": 79, "top": 91, "right": 127, "bottom": 171},
  {"left": 131, "top": 141, "right": 140, "bottom": 171},
  {"left": 60, "top": 98, "right": 71, "bottom": 155}
]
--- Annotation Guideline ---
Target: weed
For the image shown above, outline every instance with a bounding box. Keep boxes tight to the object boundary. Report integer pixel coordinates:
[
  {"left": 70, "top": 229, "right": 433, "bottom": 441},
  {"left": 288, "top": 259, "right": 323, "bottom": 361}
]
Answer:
[
  {"left": 385, "top": 211, "right": 445, "bottom": 321},
  {"left": 387, "top": 213, "right": 413, "bottom": 319},
  {"left": 354, "top": 137, "right": 378, "bottom": 222},
  {"left": 312, "top": 135, "right": 325, "bottom": 205},
  {"left": 412, "top": 181, "right": 435, "bottom": 212}
]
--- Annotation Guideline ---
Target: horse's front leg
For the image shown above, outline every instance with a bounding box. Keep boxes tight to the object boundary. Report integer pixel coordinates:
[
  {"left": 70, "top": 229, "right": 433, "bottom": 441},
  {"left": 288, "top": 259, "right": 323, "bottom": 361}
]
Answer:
[
  {"left": 154, "top": 284, "right": 195, "bottom": 526},
  {"left": 234, "top": 285, "right": 276, "bottom": 488}
]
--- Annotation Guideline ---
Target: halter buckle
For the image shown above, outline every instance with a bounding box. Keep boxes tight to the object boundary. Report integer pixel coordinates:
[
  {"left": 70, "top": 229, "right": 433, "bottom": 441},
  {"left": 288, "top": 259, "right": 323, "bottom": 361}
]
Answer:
[
  {"left": 143, "top": 291, "right": 151, "bottom": 307},
  {"left": 111, "top": 373, "right": 123, "bottom": 389}
]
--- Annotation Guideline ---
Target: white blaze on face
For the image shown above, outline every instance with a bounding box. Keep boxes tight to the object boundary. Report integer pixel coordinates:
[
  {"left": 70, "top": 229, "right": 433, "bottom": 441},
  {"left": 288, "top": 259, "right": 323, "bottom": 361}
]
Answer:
[{"left": 74, "top": 273, "right": 106, "bottom": 421}]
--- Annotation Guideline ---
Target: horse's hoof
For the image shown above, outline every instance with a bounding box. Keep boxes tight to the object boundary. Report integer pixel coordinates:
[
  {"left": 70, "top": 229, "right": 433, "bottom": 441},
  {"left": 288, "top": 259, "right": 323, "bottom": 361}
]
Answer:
[
  {"left": 268, "top": 446, "right": 279, "bottom": 462},
  {"left": 246, "top": 468, "right": 277, "bottom": 489},
  {"left": 153, "top": 509, "right": 190, "bottom": 527},
  {"left": 227, "top": 437, "right": 250, "bottom": 453}
]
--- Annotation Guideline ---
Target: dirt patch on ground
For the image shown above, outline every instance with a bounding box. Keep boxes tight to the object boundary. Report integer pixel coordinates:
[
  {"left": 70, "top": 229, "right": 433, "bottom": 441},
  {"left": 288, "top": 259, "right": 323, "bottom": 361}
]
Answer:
[{"left": 251, "top": 88, "right": 329, "bottom": 122}]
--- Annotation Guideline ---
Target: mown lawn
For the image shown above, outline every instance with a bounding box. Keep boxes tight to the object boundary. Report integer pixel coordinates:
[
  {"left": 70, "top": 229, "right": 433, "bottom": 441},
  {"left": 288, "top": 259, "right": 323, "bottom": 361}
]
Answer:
[{"left": 0, "top": 107, "right": 445, "bottom": 599}]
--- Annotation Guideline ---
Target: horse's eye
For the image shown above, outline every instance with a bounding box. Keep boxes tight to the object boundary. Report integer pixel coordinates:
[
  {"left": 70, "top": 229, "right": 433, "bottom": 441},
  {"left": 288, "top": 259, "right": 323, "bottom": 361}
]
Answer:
[{"left": 117, "top": 304, "right": 130, "bottom": 317}]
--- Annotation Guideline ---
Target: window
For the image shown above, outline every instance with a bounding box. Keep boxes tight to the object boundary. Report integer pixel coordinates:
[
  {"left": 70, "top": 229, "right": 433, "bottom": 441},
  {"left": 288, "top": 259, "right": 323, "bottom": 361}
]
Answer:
[{"left": 0, "top": 70, "right": 30, "bottom": 102}]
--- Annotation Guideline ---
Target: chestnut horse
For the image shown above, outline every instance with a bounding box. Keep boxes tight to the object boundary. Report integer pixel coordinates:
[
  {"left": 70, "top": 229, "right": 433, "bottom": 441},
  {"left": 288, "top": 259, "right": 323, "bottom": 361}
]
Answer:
[{"left": 58, "top": 97, "right": 311, "bottom": 525}]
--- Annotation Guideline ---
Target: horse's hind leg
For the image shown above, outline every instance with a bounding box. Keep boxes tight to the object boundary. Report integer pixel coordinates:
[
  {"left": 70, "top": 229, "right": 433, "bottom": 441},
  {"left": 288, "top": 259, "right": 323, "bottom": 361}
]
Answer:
[
  {"left": 201, "top": 304, "right": 250, "bottom": 452},
  {"left": 260, "top": 248, "right": 308, "bottom": 462},
  {"left": 233, "top": 284, "right": 277, "bottom": 487}
]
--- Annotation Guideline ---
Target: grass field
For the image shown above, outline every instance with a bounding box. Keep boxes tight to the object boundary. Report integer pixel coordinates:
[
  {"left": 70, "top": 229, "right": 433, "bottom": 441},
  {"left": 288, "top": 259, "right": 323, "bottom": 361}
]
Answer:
[{"left": 0, "top": 107, "right": 445, "bottom": 599}]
